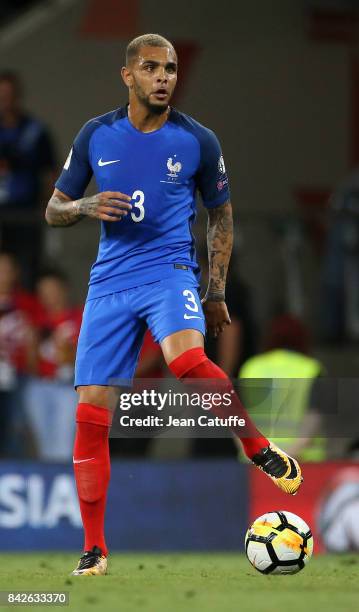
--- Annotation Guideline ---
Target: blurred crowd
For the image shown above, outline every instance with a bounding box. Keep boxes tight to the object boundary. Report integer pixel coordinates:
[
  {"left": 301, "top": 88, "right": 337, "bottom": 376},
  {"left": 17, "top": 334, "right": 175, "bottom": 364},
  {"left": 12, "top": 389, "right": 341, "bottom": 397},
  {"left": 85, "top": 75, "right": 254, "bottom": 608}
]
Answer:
[{"left": 0, "top": 252, "right": 81, "bottom": 460}]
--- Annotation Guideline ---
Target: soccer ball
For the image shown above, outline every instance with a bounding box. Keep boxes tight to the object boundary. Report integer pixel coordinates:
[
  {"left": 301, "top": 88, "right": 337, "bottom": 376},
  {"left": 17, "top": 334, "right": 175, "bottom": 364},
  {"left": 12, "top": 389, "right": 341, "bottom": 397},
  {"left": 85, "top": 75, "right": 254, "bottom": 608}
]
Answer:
[{"left": 245, "top": 510, "right": 313, "bottom": 575}]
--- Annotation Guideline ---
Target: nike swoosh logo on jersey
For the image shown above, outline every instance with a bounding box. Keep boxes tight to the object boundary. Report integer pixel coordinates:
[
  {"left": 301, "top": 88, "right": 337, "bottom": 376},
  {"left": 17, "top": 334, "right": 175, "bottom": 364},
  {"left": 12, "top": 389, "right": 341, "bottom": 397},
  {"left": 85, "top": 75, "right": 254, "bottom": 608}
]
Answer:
[
  {"left": 98, "top": 158, "right": 121, "bottom": 166},
  {"left": 73, "top": 457, "right": 95, "bottom": 464},
  {"left": 184, "top": 314, "right": 202, "bottom": 320}
]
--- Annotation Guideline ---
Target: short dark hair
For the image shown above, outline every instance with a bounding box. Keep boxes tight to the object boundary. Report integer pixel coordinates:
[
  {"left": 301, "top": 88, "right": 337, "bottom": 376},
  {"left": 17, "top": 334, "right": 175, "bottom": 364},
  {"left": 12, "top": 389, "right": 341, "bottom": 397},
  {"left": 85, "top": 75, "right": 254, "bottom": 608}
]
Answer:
[{"left": 126, "top": 33, "right": 176, "bottom": 66}]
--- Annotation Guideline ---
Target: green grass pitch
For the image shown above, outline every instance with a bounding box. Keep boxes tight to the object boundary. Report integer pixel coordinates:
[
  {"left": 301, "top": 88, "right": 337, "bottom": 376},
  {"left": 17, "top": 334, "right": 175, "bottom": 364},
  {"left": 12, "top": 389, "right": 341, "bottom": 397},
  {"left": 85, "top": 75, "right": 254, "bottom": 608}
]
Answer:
[{"left": 0, "top": 553, "right": 357, "bottom": 612}]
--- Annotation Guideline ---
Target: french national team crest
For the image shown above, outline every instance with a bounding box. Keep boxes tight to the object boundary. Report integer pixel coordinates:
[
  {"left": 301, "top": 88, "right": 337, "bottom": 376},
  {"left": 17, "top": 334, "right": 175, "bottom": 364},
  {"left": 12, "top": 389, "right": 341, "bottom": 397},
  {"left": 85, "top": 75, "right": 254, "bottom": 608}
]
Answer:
[{"left": 160, "top": 155, "right": 183, "bottom": 184}]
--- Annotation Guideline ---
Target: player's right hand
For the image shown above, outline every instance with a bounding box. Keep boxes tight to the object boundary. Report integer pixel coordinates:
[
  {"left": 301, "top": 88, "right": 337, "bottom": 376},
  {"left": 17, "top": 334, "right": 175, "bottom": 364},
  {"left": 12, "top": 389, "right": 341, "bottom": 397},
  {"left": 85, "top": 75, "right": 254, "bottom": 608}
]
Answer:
[{"left": 78, "top": 191, "right": 132, "bottom": 222}]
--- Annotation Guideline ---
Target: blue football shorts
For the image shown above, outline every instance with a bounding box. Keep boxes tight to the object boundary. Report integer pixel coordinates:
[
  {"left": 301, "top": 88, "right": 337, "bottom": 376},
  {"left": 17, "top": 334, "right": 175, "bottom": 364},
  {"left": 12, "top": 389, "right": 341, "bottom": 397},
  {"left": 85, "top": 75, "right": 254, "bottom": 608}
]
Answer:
[{"left": 75, "top": 269, "right": 206, "bottom": 386}]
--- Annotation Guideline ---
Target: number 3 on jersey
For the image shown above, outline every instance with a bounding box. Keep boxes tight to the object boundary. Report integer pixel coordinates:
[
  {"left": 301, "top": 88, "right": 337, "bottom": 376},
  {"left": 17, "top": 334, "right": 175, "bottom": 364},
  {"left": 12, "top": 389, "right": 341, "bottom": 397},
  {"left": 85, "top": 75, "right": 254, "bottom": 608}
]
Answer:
[{"left": 131, "top": 190, "right": 145, "bottom": 222}]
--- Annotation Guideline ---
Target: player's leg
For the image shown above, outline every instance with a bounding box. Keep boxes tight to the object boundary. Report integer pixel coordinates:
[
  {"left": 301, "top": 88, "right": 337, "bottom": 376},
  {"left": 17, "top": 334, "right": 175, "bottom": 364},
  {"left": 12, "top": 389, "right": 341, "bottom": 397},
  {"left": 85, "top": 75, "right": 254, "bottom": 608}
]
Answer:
[
  {"left": 71, "top": 385, "right": 112, "bottom": 576},
  {"left": 141, "top": 270, "right": 302, "bottom": 495},
  {"left": 162, "top": 330, "right": 302, "bottom": 495},
  {"left": 160, "top": 329, "right": 268, "bottom": 454},
  {"left": 71, "top": 293, "right": 146, "bottom": 576}
]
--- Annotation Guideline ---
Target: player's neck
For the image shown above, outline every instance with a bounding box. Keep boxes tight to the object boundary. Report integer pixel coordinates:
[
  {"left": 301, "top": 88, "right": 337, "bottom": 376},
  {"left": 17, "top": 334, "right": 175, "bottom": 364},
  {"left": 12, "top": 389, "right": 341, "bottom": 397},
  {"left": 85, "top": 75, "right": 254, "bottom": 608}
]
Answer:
[{"left": 127, "top": 102, "right": 169, "bottom": 133}]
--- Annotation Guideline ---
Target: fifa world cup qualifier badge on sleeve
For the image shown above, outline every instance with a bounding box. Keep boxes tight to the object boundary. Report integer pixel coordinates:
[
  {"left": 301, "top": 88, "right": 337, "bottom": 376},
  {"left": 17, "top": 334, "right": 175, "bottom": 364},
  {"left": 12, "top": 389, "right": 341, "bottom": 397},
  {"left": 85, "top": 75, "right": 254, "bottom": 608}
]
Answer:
[{"left": 217, "top": 154, "right": 228, "bottom": 191}]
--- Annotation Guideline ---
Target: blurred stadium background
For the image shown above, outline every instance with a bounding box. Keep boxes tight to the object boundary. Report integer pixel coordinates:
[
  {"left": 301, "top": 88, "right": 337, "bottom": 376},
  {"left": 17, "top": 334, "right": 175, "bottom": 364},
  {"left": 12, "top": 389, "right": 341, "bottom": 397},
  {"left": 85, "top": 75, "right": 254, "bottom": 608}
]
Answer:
[{"left": 1, "top": 0, "right": 359, "bottom": 558}]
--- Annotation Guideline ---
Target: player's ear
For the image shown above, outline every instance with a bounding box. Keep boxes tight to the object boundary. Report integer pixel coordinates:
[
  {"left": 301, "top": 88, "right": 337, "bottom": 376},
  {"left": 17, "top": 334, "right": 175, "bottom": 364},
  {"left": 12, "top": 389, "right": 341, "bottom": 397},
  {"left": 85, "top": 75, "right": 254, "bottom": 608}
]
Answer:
[{"left": 121, "top": 66, "right": 133, "bottom": 88}]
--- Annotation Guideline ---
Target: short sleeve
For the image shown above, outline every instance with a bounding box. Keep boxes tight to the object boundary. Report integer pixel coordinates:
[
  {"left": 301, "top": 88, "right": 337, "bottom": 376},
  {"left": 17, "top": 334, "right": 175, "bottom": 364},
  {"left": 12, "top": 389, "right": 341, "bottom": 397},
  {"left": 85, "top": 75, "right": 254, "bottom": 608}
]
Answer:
[
  {"left": 196, "top": 128, "right": 230, "bottom": 208},
  {"left": 55, "top": 120, "right": 97, "bottom": 200}
]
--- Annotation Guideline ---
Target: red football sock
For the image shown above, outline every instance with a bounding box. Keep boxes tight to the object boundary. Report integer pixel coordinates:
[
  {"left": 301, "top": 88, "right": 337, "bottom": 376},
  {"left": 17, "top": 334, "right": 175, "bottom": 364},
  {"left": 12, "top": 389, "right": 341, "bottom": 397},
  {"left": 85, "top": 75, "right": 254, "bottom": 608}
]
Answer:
[
  {"left": 168, "top": 347, "right": 269, "bottom": 459},
  {"left": 73, "top": 403, "right": 112, "bottom": 556}
]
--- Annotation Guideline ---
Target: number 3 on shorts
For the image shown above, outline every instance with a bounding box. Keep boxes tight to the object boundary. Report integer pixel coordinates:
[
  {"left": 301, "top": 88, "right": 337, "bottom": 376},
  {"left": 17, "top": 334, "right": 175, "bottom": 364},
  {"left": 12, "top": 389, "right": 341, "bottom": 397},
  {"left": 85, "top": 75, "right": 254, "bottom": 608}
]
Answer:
[{"left": 183, "top": 289, "right": 199, "bottom": 313}]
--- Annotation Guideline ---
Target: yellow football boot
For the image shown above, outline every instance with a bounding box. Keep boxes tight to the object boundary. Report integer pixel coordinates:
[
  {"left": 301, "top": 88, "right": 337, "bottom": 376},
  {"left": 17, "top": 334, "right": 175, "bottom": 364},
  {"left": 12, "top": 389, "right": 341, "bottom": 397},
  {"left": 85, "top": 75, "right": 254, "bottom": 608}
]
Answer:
[
  {"left": 251, "top": 443, "right": 303, "bottom": 495},
  {"left": 72, "top": 546, "right": 108, "bottom": 576}
]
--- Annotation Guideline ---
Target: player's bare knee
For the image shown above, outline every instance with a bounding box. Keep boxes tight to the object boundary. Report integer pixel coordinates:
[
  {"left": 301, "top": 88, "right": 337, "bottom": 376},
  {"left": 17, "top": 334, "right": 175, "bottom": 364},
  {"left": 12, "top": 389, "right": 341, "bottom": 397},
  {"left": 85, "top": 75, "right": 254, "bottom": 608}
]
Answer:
[
  {"left": 161, "top": 329, "right": 204, "bottom": 365},
  {"left": 77, "top": 385, "right": 110, "bottom": 408}
]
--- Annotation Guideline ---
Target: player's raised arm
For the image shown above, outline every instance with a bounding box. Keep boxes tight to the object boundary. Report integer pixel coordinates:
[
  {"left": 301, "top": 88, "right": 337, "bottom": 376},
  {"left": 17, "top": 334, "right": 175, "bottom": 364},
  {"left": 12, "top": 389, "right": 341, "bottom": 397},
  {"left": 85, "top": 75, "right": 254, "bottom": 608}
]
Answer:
[
  {"left": 45, "top": 189, "right": 83, "bottom": 227},
  {"left": 45, "top": 188, "right": 132, "bottom": 227},
  {"left": 45, "top": 116, "right": 132, "bottom": 227}
]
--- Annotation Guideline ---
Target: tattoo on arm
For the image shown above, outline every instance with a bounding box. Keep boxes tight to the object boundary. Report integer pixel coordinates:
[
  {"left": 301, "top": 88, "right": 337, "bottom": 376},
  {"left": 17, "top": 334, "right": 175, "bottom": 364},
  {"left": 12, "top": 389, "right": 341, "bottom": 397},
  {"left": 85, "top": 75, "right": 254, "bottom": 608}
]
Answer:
[
  {"left": 45, "top": 189, "right": 132, "bottom": 227},
  {"left": 206, "top": 200, "right": 233, "bottom": 301},
  {"left": 45, "top": 192, "right": 84, "bottom": 227}
]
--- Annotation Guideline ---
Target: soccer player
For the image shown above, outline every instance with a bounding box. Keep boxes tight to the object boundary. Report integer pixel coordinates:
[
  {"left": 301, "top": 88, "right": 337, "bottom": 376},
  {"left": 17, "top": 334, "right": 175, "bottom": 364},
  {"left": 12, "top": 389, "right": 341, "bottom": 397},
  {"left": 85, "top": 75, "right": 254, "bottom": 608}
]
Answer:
[{"left": 46, "top": 34, "right": 303, "bottom": 576}]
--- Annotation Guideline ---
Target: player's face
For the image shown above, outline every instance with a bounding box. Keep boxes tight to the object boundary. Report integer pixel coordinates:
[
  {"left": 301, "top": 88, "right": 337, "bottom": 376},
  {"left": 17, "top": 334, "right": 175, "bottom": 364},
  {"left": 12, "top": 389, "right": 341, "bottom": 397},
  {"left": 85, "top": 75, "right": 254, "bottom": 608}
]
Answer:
[{"left": 125, "top": 46, "right": 177, "bottom": 114}]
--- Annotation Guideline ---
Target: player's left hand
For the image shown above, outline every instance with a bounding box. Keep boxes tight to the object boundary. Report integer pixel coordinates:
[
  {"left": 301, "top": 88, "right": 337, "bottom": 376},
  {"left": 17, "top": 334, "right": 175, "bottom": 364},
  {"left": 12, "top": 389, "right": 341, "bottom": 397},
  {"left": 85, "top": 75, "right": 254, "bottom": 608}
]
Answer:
[{"left": 201, "top": 299, "right": 231, "bottom": 338}]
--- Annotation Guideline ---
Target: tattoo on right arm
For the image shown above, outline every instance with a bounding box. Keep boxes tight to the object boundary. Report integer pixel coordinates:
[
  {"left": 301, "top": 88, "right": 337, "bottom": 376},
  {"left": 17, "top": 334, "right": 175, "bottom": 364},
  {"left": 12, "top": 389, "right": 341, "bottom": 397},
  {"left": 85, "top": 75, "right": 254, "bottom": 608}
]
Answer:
[
  {"left": 45, "top": 190, "right": 132, "bottom": 226},
  {"left": 45, "top": 193, "right": 84, "bottom": 227}
]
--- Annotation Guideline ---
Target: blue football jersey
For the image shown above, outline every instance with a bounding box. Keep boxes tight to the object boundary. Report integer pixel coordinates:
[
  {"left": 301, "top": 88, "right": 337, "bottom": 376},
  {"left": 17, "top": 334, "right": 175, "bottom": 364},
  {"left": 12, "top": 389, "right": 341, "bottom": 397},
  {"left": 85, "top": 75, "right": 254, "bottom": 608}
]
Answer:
[{"left": 55, "top": 106, "right": 230, "bottom": 298}]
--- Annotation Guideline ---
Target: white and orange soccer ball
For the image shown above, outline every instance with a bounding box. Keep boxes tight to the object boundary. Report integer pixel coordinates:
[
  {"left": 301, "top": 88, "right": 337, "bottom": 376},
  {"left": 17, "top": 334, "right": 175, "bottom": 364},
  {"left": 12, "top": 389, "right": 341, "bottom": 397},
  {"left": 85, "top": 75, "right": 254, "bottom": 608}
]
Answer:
[{"left": 245, "top": 511, "right": 313, "bottom": 575}]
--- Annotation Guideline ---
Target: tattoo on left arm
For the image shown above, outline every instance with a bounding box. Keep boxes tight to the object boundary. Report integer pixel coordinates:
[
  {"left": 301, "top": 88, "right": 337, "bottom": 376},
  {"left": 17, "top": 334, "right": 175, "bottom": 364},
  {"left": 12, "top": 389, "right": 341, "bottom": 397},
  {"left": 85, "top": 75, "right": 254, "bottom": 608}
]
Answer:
[{"left": 206, "top": 200, "right": 233, "bottom": 301}]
